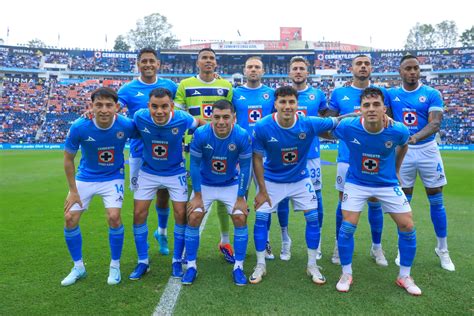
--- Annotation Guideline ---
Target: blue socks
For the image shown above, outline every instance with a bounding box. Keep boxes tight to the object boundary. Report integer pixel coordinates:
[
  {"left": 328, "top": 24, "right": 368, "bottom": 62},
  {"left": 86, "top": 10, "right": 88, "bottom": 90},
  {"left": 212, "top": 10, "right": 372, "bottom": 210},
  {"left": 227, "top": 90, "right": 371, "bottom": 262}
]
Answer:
[
  {"left": 64, "top": 226, "right": 82, "bottom": 262},
  {"left": 277, "top": 198, "right": 290, "bottom": 228},
  {"left": 398, "top": 229, "right": 417, "bottom": 267},
  {"left": 109, "top": 225, "right": 124, "bottom": 261},
  {"left": 338, "top": 221, "right": 357, "bottom": 266},
  {"left": 316, "top": 190, "right": 324, "bottom": 228},
  {"left": 254, "top": 212, "right": 270, "bottom": 252},
  {"left": 428, "top": 193, "right": 447, "bottom": 238},
  {"left": 304, "top": 210, "right": 320, "bottom": 250},
  {"left": 335, "top": 201, "right": 342, "bottom": 239},
  {"left": 184, "top": 225, "right": 200, "bottom": 262},
  {"left": 133, "top": 223, "right": 148, "bottom": 261},
  {"left": 174, "top": 224, "right": 186, "bottom": 261},
  {"left": 156, "top": 206, "right": 170, "bottom": 231},
  {"left": 368, "top": 201, "right": 383, "bottom": 244},
  {"left": 234, "top": 226, "right": 248, "bottom": 262}
]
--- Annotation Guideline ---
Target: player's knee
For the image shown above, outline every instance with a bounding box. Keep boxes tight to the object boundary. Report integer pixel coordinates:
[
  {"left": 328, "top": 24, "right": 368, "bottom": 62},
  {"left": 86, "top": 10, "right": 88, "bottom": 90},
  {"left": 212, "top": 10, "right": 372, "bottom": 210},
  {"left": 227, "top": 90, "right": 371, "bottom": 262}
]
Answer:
[
  {"left": 398, "top": 220, "right": 414, "bottom": 232},
  {"left": 64, "top": 212, "right": 79, "bottom": 228},
  {"left": 426, "top": 187, "right": 442, "bottom": 195},
  {"left": 232, "top": 214, "right": 247, "bottom": 227},
  {"left": 108, "top": 212, "right": 122, "bottom": 228},
  {"left": 188, "top": 210, "right": 204, "bottom": 227}
]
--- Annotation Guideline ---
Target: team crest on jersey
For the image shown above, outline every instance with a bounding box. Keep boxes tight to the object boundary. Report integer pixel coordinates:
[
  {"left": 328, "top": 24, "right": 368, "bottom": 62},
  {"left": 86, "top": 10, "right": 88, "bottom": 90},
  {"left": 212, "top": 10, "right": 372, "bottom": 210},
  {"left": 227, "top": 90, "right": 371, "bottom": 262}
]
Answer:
[
  {"left": 337, "top": 176, "right": 343, "bottom": 184},
  {"left": 299, "top": 133, "right": 306, "bottom": 140},
  {"left": 217, "top": 89, "right": 224, "bottom": 96},
  {"left": 172, "top": 128, "right": 179, "bottom": 135},
  {"left": 202, "top": 104, "right": 213, "bottom": 119},
  {"left": 281, "top": 148, "right": 298, "bottom": 164},
  {"left": 362, "top": 154, "right": 380, "bottom": 174},
  {"left": 263, "top": 93, "right": 270, "bottom": 100},
  {"left": 116, "top": 131, "right": 124, "bottom": 139},
  {"left": 385, "top": 141, "right": 393, "bottom": 149},
  {"left": 98, "top": 149, "right": 115, "bottom": 163},
  {"left": 212, "top": 159, "right": 227, "bottom": 173},
  {"left": 309, "top": 94, "right": 315, "bottom": 100},
  {"left": 228, "top": 143, "right": 236, "bottom": 151},
  {"left": 419, "top": 96, "right": 426, "bottom": 103},
  {"left": 152, "top": 143, "right": 168, "bottom": 158},
  {"left": 248, "top": 108, "right": 262, "bottom": 123},
  {"left": 342, "top": 193, "right": 348, "bottom": 202},
  {"left": 403, "top": 111, "right": 418, "bottom": 126}
]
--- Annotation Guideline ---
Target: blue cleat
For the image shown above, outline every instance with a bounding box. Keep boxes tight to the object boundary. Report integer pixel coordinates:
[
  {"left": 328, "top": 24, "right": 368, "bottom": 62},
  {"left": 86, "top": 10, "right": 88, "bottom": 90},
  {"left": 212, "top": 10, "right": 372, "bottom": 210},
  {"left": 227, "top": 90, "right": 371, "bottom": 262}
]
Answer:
[
  {"left": 233, "top": 268, "right": 247, "bottom": 286},
  {"left": 181, "top": 267, "right": 197, "bottom": 285},
  {"left": 61, "top": 267, "right": 86, "bottom": 286},
  {"left": 129, "top": 263, "right": 150, "bottom": 280},
  {"left": 218, "top": 243, "right": 235, "bottom": 264},
  {"left": 154, "top": 230, "right": 169, "bottom": 255},
  {"left": 171, "top": 262, "right": 184, "bottom": 278}
]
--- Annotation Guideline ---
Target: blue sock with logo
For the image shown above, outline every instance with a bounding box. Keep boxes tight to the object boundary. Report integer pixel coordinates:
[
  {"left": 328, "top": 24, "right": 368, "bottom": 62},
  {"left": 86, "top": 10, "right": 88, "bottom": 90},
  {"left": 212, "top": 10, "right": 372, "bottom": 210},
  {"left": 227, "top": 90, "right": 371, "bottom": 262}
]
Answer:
[
  {"left": 174, "top": 224, "right": 186, "bottom": 261},
  {"left": 368, "top": 201, "right": 383, "bottom": 244},
  {"left": 398, "top": 229, "right": 417, "bottom": 267},
  {"left": 304, "top": 210, "right": 320, "bottom": 250},
  {"left": 428, "top": 193, "right": 447, "bottom": 238},
  {"left": 335, "top": 201, "right": 343, "bottom": 240},
  {"left": 133, "top": 223, "right": 148, "bottom": 261},
  {"left": 156, "top": 206, "right": 170, "bottom": 232},
  {"left": 109, "top": 225, "right": 124, "bottom": 261},
  {"left": 338, "top": 221, "right": 357, "bottom": 266},
  {"left": 316, "top": 190, "right": 324, "bottom": 228},
  {"left": 64, "top": 226, "right": 82, "bottom": 262},
  {"left": 277, "top": 198, "right": 290, "bottom": 227},
  {"left": 254, "top": 212, "right": 270, "bottom": 252},
  {"left": 185, "top": 225, "right": 200, "bottom": 262},
  {"left": 234, "top": 226, "right": 248, "bottom": 262}
]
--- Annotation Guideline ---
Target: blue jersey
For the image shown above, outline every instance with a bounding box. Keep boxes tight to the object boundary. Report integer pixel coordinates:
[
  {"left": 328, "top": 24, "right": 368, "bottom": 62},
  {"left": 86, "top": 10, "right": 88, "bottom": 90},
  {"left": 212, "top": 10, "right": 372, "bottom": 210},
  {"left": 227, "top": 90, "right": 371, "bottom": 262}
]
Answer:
[
  {"left": 333, "top": 117, "right": 409, "bottom": 187},
  {"left": 232, "top": 84, "right": 275, "bottom": 134},
  {"left": 296, "top": 86, "right": 328, "bottom": 159},
  {"left": 190, "top": 124, "right": 252, "bottom": 196},
  {"left": 118, "top": 77, "right": 178, "bottom": 158},
  {"left": 134, "top": 109, "right": 197, "bottom": 176},
  {"left": 65, "top": 116, "right": 138, "bottom": 182},
  {"left": 329, "top": 84, "right": 389, "bottom": 163},
  {"left": 253, "top": 113, "right": 337, "bottom": 183},
  {"left": 387, "top": 84, "right": 444, "bottom": 145}
]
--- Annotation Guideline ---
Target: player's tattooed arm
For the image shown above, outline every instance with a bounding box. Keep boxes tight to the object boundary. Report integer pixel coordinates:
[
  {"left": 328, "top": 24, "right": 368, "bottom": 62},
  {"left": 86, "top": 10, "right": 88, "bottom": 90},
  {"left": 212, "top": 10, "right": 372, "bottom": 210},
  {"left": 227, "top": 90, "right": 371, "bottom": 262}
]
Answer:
[
  {"left": 64, "top": 151, "right": 82, "bottom": 213},
  {"left": 408, "top": 111, "right": 442, "bottom": 145},
  {"left": 253, "top": 153, "right": 272, "bottom": 210}
]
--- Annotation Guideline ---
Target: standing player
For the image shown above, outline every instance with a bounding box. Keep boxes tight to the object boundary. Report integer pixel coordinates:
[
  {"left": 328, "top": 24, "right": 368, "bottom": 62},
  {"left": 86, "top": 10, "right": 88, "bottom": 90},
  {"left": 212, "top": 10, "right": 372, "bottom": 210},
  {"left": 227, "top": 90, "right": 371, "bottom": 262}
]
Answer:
[
  {"left": 250, "top": 86, "right": 348, "bottom": 285},
  {"left": 333, "top": 87, "right": 421, "bottom": 296},
  {"left": 62, "top": 87, "right": 138, "bottom": 286},
  {"left": 276, "top": 56, "right": 329, "bottom": 261},
  {"left": 388, "top": 55, "right": 454, "bottom": 271},
  {"left": 327, "top": 55, "right": 388, "bottom": 266},
  {"left": 175, "top": 48, "right": 235, "bottom": 263},
  {"left": 118, "top": 47, "right": 178, "bottom": 256},
  {"left": 184, "top": 100, "right": 252, "bottom": 285},
  {"left": 128, "top": 88, "right": 200, "bottom": 280},
  {"left": 232, "top": 56, "right": 275, "bottom": 260}
]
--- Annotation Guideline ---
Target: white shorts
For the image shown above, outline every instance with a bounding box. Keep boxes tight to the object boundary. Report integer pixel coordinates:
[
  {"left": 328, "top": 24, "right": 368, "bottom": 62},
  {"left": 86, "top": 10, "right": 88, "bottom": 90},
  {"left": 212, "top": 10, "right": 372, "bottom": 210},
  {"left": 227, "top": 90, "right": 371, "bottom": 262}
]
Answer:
[
  {"left": 400, "top": 141, "right": 447, "bottom": 188},
  {"left": 128, "top": 157, "right": 143, "bottom": 192},
  {"left": 307, "top": 158, "right": 322, "bottom": 191},
  {"left": 342, "top": 182, "right": 412, "bottom": 214},
  {"left": 70, "top": 179, "right": 125, "bottom": 211},
  {"left": 134, "top": 170, "right": 188, "bottom": 202},
  {"left": 190, "top": 184, "right": 244, "bottom": 215},
  {"left": 257, "top": 178, "right": 317, "bottom": 213},
  {"left": 335, "top": 162, "right": 349, "bottom": 192}
]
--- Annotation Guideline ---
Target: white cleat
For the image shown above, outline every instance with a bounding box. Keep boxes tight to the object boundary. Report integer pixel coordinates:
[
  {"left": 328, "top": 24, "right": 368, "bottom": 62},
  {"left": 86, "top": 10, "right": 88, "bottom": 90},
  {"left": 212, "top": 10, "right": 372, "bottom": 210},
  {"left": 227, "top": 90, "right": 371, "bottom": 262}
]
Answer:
[
  {"left": 280, "top": 238, "right": 292, "bottom": 261},
  {"left": 395, "top": 249, "right": 400, "bottom": 267},
  {"left": 265, "top": 241, "right": 275, "bottom": 260},
  {"left": 331, "top": 242, "right": 341, "bottom": 265},
  {"left": 370, "top": 247, "right": 388, "bottom": 267},
  {"left": 61, "top": 267, "right": 86, "bottom": 286},
  {"left": 396, "top": 276, "right": 422, "bottom": 296},
  {"left": 336, "top": 273, "right": 353, "bottom": 292},
  {"left": 249, "top": 263, "right": 266, "bottom": 284},
  {"left": 307, "top": 265, "right": 326, "bottom": 285},
  {"left": 107, "top": 266, "right": 121, "bottom": 285},
  {"left": 435, "top": 248, "right": 455, "bottom": 271}
]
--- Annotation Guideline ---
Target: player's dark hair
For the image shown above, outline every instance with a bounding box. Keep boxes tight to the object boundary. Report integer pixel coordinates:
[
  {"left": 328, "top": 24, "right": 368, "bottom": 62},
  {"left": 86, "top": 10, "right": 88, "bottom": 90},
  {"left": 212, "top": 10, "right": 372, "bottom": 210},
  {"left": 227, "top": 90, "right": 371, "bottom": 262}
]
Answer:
[
  {"left": 91, "top": 87, "right": 118, "bottom": 103},
  {"left": 400, "top": 54, "right": 418, "bottom": 65},
  {"left": 352, "top": 54, "right": 371, "bottom": 63},
  {"left": 360, "top": 87, "right": 385, "bottom": 103},
  {"left": 198, "top": 48, "right": 216, "bottom": 57},
  {"left": 213, "top": 99, "right": 235, "bottom": 113},
  {"left": 149, "top": 88, "right": 173, "bottom": 100},
  {"left": 138, "top": 47, "right": 159, "bottom": 60},
  {"left": 275, "top": 86, "right": 298, "bottom": 99}
]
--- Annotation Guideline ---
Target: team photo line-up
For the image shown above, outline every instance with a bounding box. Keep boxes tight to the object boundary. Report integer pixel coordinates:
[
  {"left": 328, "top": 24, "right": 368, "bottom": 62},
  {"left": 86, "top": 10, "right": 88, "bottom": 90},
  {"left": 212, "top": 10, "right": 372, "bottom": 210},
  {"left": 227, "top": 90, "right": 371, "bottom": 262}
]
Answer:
[{"left": 61, "top": 47, "right": 455, "bottom": 296}]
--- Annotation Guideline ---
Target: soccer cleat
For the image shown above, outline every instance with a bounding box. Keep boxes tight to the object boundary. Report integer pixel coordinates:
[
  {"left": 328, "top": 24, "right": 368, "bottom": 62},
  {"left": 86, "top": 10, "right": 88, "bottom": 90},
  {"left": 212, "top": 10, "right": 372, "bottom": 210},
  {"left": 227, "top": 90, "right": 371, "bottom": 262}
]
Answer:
[
  {"left": 181, "top": 267, "right": 197, "bottom": 285},
  {"left": 249, "top": 263, "right": 266, "bottom": 284},
  {"left": 370, "top": 247, "right": 388, "bottom": 267},
  {"left": 107, "top": 266, "right": 121, "bottom": 285},
  {"left": 154, "top": 230, "right": 169, "bottom": 255},
  {"left": 395, "top": 250, "right": 400, "bottom": 267},
  {"left": 233, "top": 268, "right": 247, "bottom": 286},
  {"left": 307, "top": 265, "right": 326, "bottom": 285},
  {"left": 265, "top": 241, "right": 275, "bottom": 260},
  {"left": 331, "top": 242, "right": 341, "bottom": 265},
  {"left": 435, "top": 248, "right": 455, "bottom": 271},
  {"left": 336, "top": 273, "right": 353, "bottom": 293},
  {"left": 218, "top": 243, "right": 235, "bottom": 264},
  {"left": 61, "top": 267, "right": 86, "bottom": 286},
  {"left": 129, "top": 263, "right": 150, "bottom": 280},
  {"left": 396, "top": 276, "right": 422, "bottom": 296},
  {"left": 280, "top": 238, "right": 292, "bottom": 261},
  {"left": 171, "top": 261, "right": 184, "bottom": 278}
]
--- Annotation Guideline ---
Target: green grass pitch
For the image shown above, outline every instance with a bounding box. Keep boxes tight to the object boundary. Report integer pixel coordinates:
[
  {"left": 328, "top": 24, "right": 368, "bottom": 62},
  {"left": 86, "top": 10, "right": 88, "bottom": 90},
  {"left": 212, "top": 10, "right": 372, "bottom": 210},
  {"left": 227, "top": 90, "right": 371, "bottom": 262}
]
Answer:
[{"left": 0, "top": 150, "right": 472, "bottom": 315}]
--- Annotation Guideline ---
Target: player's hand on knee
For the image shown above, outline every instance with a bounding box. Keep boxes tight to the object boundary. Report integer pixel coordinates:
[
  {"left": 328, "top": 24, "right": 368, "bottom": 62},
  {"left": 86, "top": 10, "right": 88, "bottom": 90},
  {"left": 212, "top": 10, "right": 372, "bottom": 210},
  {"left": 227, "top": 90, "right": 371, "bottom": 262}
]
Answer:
[
  {"left": 233, "top": 196, "right": 248, "bottom": 216},
  {"left": 187, "top": 195, "right": 204, "bottom": 214},
  {"left": 254, "top": 191, "right": 271, "bottom": 210},
  {"left": 64, "top": 191, "right": 82, "bottom": 213}
]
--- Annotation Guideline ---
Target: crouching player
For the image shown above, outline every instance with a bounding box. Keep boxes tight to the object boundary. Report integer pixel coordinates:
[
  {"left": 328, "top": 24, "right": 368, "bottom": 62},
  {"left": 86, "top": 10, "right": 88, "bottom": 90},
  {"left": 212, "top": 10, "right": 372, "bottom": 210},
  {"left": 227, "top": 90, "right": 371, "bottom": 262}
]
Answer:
[
  {"left": 62, "top": 87, "right": 138, "bottom": 286},
  {"left": 333, "top": 87, "right": 421, "bottom": 296},
  {"left": 184, "top": 100, "right": 252, "bottom": 285}
]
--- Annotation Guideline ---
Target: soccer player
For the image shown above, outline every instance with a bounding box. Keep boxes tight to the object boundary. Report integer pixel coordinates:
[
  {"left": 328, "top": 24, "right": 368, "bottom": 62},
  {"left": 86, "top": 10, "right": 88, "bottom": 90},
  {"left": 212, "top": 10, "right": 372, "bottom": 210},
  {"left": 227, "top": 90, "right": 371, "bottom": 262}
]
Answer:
[
  {"left": 232, "top": 56, "right": 275, "bottom": 260},
  {"left": 128, "top": 88, "right": 201, "bottom": 280},
  {"left": 174, "top": 48, "right": 235, "bottom": 263},
  {"left": 327, "top": 55, "right": 388, "bottom": 266},
  {"left": 333, "top": 87, "right": 421, "bottom": 296},
  {"left": 184, "top": 100, "right": 252, "bottom": 285},
  {"left": 118, "top": 47, "right": 178, "bottom": 256},
  {"left": 276, "top": 56, "right": 329, "bottom": 261},
  {"left": 62, "top": 87, "right": 138, "bottom": 286},
  {"left": 250, "top": 86, "right": 347, "bottom": 285},
  {"left": 387, "top": 55, "right": 455, "bottom": 271}
]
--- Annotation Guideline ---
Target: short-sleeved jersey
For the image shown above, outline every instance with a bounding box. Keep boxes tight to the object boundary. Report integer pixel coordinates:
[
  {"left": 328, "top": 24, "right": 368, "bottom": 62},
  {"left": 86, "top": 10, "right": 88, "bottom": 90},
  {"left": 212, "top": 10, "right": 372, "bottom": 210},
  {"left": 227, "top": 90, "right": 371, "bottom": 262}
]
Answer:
[
  {"left": 118, "top": 77, "right": 177, "bottom": 157},
  {"left": 296, "top": 86, "right": 328, "bottom": 159},
  {"left": 253, "top": 113, "right": 337, "bottom": 183},
  {"left": 333, "top": 117, "right": 410, "bottom": 187},
  {"left": 329, "top": 84, "right": 389, "bottom": 163},
  {"left": 387, "top": 84, "right": 444, "bottom": 145},
  {"left": 190, "top": 124, "right": 252, "bottom": 190},
  {"left": 232, "top": 84, "right": 275, "bottom": 134},
  {"left": 133, "top": 109, "right": 197, "bottom": 176},
  {"left": 65, "top": 116, "right": 138, "bottom": 182},
  {"left": 174, "top": 76, "right": 233, "bottom": 120}
]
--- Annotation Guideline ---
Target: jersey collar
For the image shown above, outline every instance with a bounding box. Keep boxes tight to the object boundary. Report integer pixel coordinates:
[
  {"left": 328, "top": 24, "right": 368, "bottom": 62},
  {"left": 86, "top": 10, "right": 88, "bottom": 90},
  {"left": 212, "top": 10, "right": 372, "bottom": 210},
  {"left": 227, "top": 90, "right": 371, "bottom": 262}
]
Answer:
[
  {"left": 272, "top": 112, "right": 298, "bottom": 129},
  {"left": 361, "top": 117, "right": 384, "bottom": 135},
  {"left": 151, "top": 110, "right": 174, "bottom": 127},
  {"left": 196, "top": 75, "right": 216, "bottom": 84},
  {"left": 211, "top": 123, "right": 234, "bottom": 140},
  {"left": 401, "top": 81, "right": 423, "bottom": 93},
  {"left": 92, "top": 115, "right": 116, "bottom": 130},
  {"left": 138, "top": 76, "right": 158, "bottom": 85}
]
